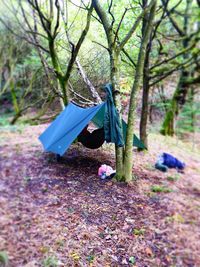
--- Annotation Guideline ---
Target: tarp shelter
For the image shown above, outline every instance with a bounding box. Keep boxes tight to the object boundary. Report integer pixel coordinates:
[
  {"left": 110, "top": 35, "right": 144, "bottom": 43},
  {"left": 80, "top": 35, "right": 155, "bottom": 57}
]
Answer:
[{"left": 39, "top": 85, "right": 145, "bottom": 156}]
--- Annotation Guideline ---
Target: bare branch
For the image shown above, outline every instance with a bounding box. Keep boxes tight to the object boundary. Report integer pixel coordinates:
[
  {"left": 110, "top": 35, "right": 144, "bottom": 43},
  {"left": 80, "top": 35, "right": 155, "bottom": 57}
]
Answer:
[
  {"left": 92, "top": 0, "right": 112, "bottom": 45},
  {"left": 92, "top": 40, "right": 109, "bottom": 51},
  {"left": 121, "top": 48, "right": 136, "bottom": 67},
  {"left": 108, "top": 0, "right": 115, "bottom": 27},
  {"left": 118, "top": 3, "right": 153, "bottom": 51},
  {"left": 113, "top": 8, "right": 128, "bottom": 45},
  {"left": 161, "top": 0, "right": 184, "bottom": 36},
  {"left": 150, "top": 57, "right": 198, "bottom": 86},
  {"left": 151, "top": 41, "right": 197, "bottom": 70},
  {"left": 75, "top": 58, "right": 102, "bottom": 103},
  {"left": 53, "top": 0, "right": 60, "bottom": 38},
  {"left": 64, "top": 4, "right": 94, "bottom": 81}
]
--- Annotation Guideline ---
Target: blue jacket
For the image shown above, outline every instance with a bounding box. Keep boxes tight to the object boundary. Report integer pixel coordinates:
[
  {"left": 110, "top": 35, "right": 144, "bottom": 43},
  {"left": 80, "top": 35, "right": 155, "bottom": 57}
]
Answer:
[{"left": 162, "top": 153, "right": 185, "bottom": 170}]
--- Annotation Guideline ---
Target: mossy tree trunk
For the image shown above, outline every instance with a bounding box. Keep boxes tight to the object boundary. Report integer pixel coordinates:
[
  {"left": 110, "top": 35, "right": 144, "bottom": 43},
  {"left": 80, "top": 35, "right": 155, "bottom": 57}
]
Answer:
[
  {"left": 123, "top": 0, "right": 157, "bottom": 182},
  {"left": 139, "top": 69, "right": 150, "bottom": 148},
  {"left": 48, "top": 38, "right": 69, "bottom": 105},
  {"left": 110, "top": 49, "right": 124, "bottom": 180},
  {"left": 139, "top": 0, "right": 152, "bottom": 149},
  {"left": 160, "top": 0, "right": 193, "bottom": 136},
  {"left": 160, "top": 70, "right": 189, "bottom": 135}
]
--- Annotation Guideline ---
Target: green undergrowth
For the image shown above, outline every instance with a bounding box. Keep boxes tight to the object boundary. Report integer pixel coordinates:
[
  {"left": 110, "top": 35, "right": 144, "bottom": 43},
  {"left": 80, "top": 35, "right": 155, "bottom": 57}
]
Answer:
[
  {"left": 167, "top": 173, "right": 180, "bottom": 182},
  {"left": 42, "top": 255, "right": 59, "bottom": 267},
  {"left": 0, "top": 251, "right": 9, "bottom": 266},
  {"left": 151, "top": 185, "right": 173, "bottom": 193},
  {"left": 0, "top": 112, "right": 14, "bottom": 126},
  {"left": 0, "top": 112, "right": 28, "bottom": 133}
]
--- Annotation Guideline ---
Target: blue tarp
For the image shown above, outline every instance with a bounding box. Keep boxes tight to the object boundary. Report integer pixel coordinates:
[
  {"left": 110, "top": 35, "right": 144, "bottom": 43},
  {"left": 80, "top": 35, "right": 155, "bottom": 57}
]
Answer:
[
  {"left": 39, "top": 96, "right": 146, "bottom": 156},
  {"left": 39, "top": 102, "right": 105, "bottom": 156}
]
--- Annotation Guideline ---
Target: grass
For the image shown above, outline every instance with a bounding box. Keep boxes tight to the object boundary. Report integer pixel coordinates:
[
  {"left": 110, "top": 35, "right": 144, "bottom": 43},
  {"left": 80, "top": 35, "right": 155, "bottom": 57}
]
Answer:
[
  {"left": 0, "top": 251, "right": 9, "bottom": 266},
  {"left": 42, "top": 255, "right": 59, "bottom": 267},
  {"left": 0, "top": 112, "right": 14, "bottom": 126},
  {"left": 167, "top": 173, "right": 180, "bottom": 182},
  {"left": 165, "top": 213, "right": 185, "bottom": 223},
  {"left": 133, "top": 228, "right": 145, "bottom": 236},
  {"left": 0, "top": 112, "right": 28, "bottom": 134},
  {"left": 145, "top": 163, "right": 155, "bottom": 171},
  {"left": 151, "top": 185, "right": 173, "bottom": 193}
]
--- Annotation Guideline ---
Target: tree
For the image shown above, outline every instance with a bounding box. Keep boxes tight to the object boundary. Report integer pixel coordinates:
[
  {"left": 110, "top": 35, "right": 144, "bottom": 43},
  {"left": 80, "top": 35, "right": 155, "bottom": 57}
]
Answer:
[
  {"left": 92, "top": 0, "right": 157, "bottom": 181},
  {"left": 25, "top": 0, "right": 94, "bottom": 106},
  {"left": 0, "top": 0, "right": 101, "bottom": 108},
  {"left": 123, "top": 0, "right": 157, "bottom": 182},
  {"left": 92, "top": 0, "right": 155, "bottom": 180},
  {"left": 137, "top": 0, "right": 200, "bottom": 146},
  {"left": 160, "top": 0, "right": 200, "bottom": 135},
  {"left": 0, "top": 25, "right": 53, "bottom": 123}
]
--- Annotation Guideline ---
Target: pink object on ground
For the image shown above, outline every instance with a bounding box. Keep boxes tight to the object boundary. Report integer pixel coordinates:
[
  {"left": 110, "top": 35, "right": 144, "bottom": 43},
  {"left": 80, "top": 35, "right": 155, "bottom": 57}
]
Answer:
[{"left": 98, "top": 164, "right": 115, "bottom": 177}]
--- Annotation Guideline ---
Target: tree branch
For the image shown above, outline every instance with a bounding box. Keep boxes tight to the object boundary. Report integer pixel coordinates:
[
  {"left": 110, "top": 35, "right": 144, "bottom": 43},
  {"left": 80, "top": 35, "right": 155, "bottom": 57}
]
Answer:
[
  {"left": 161, "top": 0, "right": 184, "bottom": 36},
  {"left": 118, "top": 3, "right": 152, "bottom": 51}
]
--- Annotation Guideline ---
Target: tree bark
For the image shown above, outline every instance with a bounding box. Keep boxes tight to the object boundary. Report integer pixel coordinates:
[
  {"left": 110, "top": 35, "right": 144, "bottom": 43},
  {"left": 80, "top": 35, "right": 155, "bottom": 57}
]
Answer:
[
  {"left": 110, "top": 49, "right": 124, "bottom": 181},
  {"left": 139, "top": 67, "right": 150, "bottom": 148},
  {"left": 139, "top": 0, "right": 151, "bottom": 149}
]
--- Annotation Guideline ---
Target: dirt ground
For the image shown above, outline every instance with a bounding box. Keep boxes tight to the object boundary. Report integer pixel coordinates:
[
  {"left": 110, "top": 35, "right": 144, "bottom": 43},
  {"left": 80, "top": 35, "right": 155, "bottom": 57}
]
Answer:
[{"left": 0, "top": 124, "right": 200, "bottom": 267}]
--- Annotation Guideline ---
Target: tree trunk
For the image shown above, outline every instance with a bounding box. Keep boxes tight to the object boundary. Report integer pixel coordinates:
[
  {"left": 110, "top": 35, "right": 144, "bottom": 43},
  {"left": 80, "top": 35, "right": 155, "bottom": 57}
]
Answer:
[
  {"left": 91, "top": 0, "right": 154, "bottom": 181},
  {"left": 48, "top": 37, "right": 69, "bottom": 105},
  {"left": 10, "top": 79, "right": 20, "bottom": 115},
  {"left": 160, "top": 0, "right": 193, "bottom": 136},
  {"left": 160, "top": 69, "right": 189, "bottom": 136},
  {"left": 139, "top": 72, "right": 150, "bottom": 148},
  {"left": 139, "top": 0, "right": 151, "bottom": 150},
  {"left": 123, "top": 0, "right": 157, "bottom": 182},
  {"left": 110, "top": 49, "right": 124, "bottom": 181},
  {"left": 160, "top": 95, "right": 177, "bottom": 135},
  {"left": 10, "top": 112, "right": 22, "bottom": 125}
]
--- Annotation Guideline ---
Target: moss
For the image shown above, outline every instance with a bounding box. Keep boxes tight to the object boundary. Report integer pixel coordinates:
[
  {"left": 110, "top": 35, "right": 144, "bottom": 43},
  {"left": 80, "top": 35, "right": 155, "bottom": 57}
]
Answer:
[{"left": 151, "top": 185, "right": 173, "bottom": 193}]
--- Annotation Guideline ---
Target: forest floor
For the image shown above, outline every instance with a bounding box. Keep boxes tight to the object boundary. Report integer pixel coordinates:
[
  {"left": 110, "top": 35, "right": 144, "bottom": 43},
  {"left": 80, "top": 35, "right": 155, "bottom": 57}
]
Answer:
[{"left": 0, "top": 124, "right": 200, "bottom": 267}]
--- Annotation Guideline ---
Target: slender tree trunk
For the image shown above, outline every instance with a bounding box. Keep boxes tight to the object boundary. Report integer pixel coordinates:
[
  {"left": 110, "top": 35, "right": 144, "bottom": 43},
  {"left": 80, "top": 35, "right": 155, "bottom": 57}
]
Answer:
[
  {"left": 139, "top": 54, "right": 150, "bottom": 149},
  {"left": 123, "top": 0, "right": 157, "bottom": 182},
  {"left": 110, "top": 49, "right": 124, "bottom": 181},
  {"left": 139, "top": 0, "right": 151, "bottom": 150},
  {"left": 10, "top": 79, "right": 19, "bottom": 114},
  {"left": 140, "top": 79, "right": 150, "bottom": 148},
  {"left": 10, "top": 78, "right": 22, "bottom": 125},
  {"left": 58, "top": 76, "right": 69, "bottom": 105},
  {"left": 48, "top": 37, "right": 69, "bottom": 105}
]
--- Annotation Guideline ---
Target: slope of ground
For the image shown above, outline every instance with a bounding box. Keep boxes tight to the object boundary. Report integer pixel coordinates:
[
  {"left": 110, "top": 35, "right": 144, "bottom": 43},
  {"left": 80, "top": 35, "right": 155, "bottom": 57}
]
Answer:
[{"left": 0, "top": 124, "right": 200, "bottom": 267}]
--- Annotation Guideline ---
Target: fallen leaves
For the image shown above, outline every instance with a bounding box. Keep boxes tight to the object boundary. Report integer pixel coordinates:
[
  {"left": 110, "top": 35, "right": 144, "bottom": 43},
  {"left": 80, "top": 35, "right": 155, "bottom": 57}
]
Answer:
[{"left": 0, "top": 125, "right": 200, "bottom": 266}]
